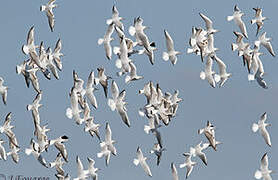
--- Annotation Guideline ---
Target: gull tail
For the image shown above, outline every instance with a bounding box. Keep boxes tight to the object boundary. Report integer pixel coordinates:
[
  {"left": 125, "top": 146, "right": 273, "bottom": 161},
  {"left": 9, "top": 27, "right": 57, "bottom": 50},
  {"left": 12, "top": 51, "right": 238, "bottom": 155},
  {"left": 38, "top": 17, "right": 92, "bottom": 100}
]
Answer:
[
  {"left": 138, "top": 49, "right": 145, "bottom": 55},
  {"left": 97, "top": 38, "right": 104, "bottom": 45},
  {"left": 128, "top": 26, "right": 136, "bottom": 36},
  {"left": 113, "top": 46, "right": 121, "bottom": 55},
  {"left": 26, "top": 104, "right": 32, "bottom": 111},
  {"left": 133, "top": 158, "right": 140, "bottom": 166},
  {"left": 162, "top": 52, "right": 169, "bottom": 61},
  {"left": 125, "top": 75, "right": 131, "bottom": 84},
  {"left": 251, "top": 19, "right": 256, "bottom": 25},
  {"left": 66, "top": 108, "right": 73, "bottom": 119},
  {"left": 214, "top": 74, "right": 221, "bottom": 83},
  {"left": 49, "top": 162, "right": 56, "bottom": 168},
  {"left": 117, "top": 71, "right": 123, "bottom": 77},
  {"left": 100, "top": 142, "right": 106, "bottom": 148},
  {"left": 198, "top": 128, "right": 204, "bottom": 134},
  {"left": 94, "top": 77, "right": 100, "bottom": 85},
  {"left": 107, "top": 99, "right": 116, "bottom": 111},
  {"left": 144, "top": 125, "right": 151, "bottom": 134},
  {"left": 248, "top": 74, "right": 255, "bottom": 81},
  {"left": 200, "top": 71, "right": 206, "bottom": 80},
  {"left": 138, "top": 109, "right": 145, "bottom": 117},
  {"left": 231, "top": 43, "right": 239, "bottom": 51},
  {"left": 16, "top": 65, "right": 23, "bottom": 74},
  {"left": 40, "top": 5, "right": 46, "bottom": 12},
  {"left": 97, "top": 152, "right": 103, "bottom": 158},
  {"left": 238, "top": 50, "right": 244, "bottom": 57},
  {"left": 25, "top": 148, "right": 32, "bottom": 155},
  {"left": 115, "top": 59, "right": 122, "bottom": 69},
  {"left": 187, "top": 48, "right": 194, "bottom": 54},
  {"left": 252, "top": 123, "right": 259, "bottom": 132},
  {"left": 254, "top": 170, "right": 262, "bottom": 179},
  {"left": 22, "top": 45, "right": 29, "bottom": 55},
  {"left": 227, "top": 16, "right": 234, "bottom": 21},
  {"left": 179, "top": 163, "right": 186, "bottom": 168},
  {"left": 106, "top": 19, "right": 113, "bottom": 25}
]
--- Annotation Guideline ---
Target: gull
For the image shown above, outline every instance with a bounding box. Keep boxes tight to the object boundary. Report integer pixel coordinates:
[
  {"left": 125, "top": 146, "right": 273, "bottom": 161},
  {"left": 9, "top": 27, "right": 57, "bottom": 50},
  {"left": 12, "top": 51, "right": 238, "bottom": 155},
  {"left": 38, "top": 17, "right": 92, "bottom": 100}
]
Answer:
[
  {"left": 100, "top": 123, "right": 117, "bottom": 156},
  {"left": 139, "top": 81, "right": 151, "bottom": 104},
  {"left": 0, "top": 112, "right": 17, "bottom": 145},
  {"left": 84, "top": 117, "right": 100, "bottom": 141},
  {"left": 7, "top": 137, "right": 20, "bottom": 163},
  {"left": 37, "top": 42, "right": 52, "bottom": 80},
  {"left": 114, "top": 26, "right": 138, "bottom": 56},
  {"left": 198, "top": 121, "right": 217, "bottom": 151},
  {"left": 252, "top": 112, "right": 272, "bottom": 147},
  {"left": 125, "top": 62, "right": 143, "bottom": 83},
  {"left": 108, "top": 80, "right": 130, "bottom": 127},
  {"left": 53, "top": 39, "right": 63, "bottom": 71},
  {"left": 195, "top": 28, "right": 209, "bottom": 62},
  {"left": 87, "top": 157, "right": 100, "bottom": 180},
  {"left": 83, "top": 100, "right": 100, "bottom": 141},
  {"left": 27, "top": 91, "right": 42, "bottom": 129},
  {"left": 200, "top": 56, "right": 216, "bottom": 88},
  {"left": 49, "top": 153, "right": 66, "bottom": 176},
  {"left": 74, "top": 156, "right": 89, "bottom": 180},
  {"left": 49, "top": 135, "right": 69, "bottom": 162},
  {"left": 22, "top": 26, "right": 38, "bottom": 55},
  {"left": 227, "top": 5, "right": 248, "bottom": 39},
  {"left": 114, "top": 35, "right": 132, "bottom": 76},
  {"left": 179, "top": 153, "right": 197, "bottom": 179},
  {"left": 171, "top": 90, "right": 182, "bottom": 117},
  {"left": 46, "top": 47, "right": 60, "bottom": 80},
  {"left": 40, "top": 0, "right": 57, "bottom": 32},
  {"left": 0, "top": 139, "right": 7, "bottom": 161},
  {"left": 98, "top": 23, "right": 115, "bottom": 60},
  {"left": 251, "top": 8, "right": 267, "bottom": 36},
  {"left": 16, "top": 60, "right": 31, "bottom": 87},
  {"left": 97, "top": 67, "right": 111, "bottom": 98},
  {"left": 171, "top": 163, "right": 179, "bottom": 180},
  {"left": 25, "top": 138, "right": 48, "bottom": 168},
  {"left": 255, "top": 153, "right": 274, "bottom": 180},
  {"left": 129, "top": 16, "right": 148, "bottom": 46},
  {"left": 248, "top": 45, "right": 261, "bottom": 81},
  {"left": 0, "top": 77, "right": 8, "bottom": 105},
  {"left": 142, "top": 113, "right": 158, "bottom": 134},
  {"left": 66, "top": 87, "right": 84, "bottom": 125},
  {"left": 241, "top": 44, "right": 253, "bottom": 73},
  {"left": 72, "top": 70, "right": 86, "bottom": 99},
  {"left": 150, "top": 116, "right": 163, "bottom": 147},
  {"left": 187, "top": 27, "right": 201, "bottom": 55},
  {"left": 133, "top": 147, "right": 152, "bottom": 177},
  {"left": 231, "top": 31, "right": 248, "bottom": 54},
  {"left": 34, "top": 123, "right": 50, "bottom": 153},
  {"left": 106, "top": 5, "right": 124, "bottom": 31},
  {"left": 190, "top": 141, "right": 209, "bottom": 166},
  {"left": 255, "top": 32, "right": 275, "bottom": 57},
  {"left": 162, "top": 30, "right": 181, "bottom": 65},
  {"left": 97, "top": 142, "right": 111, "bottom": 166},
  {"left": 27, "top": 68, "right": 41, "bottom": 93},
  {"left": 150, "top": 143, "right": 166, "bottom": 166},
  {"left": 85, "top": 71, "right": 98, "bottom": 109},
  {"left": 213, "top": 55, "right": 231, "bottom": 87}
]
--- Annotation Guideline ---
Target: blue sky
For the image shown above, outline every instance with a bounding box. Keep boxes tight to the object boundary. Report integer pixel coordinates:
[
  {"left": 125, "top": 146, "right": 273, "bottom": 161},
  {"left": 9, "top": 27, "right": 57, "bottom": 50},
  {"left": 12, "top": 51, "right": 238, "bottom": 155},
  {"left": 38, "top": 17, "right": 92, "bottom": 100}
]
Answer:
[{"left": 0, "top": 0, "right": 277, "bottom": 179}]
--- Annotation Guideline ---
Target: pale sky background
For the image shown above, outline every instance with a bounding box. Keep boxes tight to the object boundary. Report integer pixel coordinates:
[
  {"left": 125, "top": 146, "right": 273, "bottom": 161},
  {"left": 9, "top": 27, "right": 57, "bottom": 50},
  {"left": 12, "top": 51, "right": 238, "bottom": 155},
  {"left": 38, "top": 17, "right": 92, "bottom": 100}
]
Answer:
[{"left": 0, "top": 0, "right": 277, "bottom": 179}]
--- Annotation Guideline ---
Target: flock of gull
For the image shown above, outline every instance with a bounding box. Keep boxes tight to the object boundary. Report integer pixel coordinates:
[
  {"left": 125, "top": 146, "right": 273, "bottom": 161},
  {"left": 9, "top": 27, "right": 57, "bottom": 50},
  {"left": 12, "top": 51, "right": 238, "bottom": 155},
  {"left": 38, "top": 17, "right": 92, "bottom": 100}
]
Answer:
[{"left": 0, "top": 1, "right": 276, "bottom": 180}]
